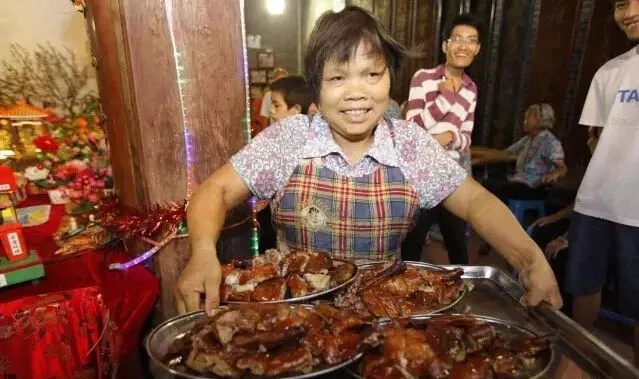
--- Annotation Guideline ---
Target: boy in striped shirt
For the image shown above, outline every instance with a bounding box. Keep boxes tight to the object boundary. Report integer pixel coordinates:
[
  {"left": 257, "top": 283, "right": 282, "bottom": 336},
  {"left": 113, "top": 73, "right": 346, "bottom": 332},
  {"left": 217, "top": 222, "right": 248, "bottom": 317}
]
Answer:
[{"left": 402, "top": 14, "right": 481, "bottom": 264}]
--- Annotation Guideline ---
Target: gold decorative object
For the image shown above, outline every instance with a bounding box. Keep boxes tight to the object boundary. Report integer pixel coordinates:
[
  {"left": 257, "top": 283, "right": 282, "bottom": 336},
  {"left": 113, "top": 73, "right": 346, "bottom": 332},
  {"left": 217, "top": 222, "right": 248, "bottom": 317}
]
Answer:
[{"left": 0, "top": 100, "right": 48, "bottom": 156}]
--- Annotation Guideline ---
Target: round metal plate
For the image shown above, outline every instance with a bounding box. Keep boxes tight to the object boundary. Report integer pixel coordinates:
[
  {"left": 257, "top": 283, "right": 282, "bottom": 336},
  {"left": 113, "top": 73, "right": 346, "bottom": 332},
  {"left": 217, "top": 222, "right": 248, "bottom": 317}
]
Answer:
[
  {"left": 345, "top": 313, "right": 556, "bottom": 379},
  {"left": 146, "top": 306, "right": 364, "bottom": 379},
  {"left": 222, "top": 258, "right": 358, "bottom": 304},
  {"left": 352, "top": 260, "right": 469, "bottom": 319}
]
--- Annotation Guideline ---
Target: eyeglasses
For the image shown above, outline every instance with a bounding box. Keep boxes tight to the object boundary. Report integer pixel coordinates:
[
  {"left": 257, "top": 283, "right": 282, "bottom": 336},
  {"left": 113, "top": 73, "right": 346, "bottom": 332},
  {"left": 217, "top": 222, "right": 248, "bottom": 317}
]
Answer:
[{"left": 447, "top": 36, "right": 480, "bottom": 47}]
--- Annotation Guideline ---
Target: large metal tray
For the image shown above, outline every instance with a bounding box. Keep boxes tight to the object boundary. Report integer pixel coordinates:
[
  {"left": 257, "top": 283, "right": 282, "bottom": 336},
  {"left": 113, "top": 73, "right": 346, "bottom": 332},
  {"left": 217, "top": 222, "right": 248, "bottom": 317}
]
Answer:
[
  {"left": 223, "top": 258, "right": 358, "bottom": 304},
  {"left": 441, "top": 265, "right": 639, "bottom": 379},
  {"left": 146, "top": 307, "right": 364, "bottom": 379},
  {"left": 346, "top": 313, "right": 556, "bottom": 379}
]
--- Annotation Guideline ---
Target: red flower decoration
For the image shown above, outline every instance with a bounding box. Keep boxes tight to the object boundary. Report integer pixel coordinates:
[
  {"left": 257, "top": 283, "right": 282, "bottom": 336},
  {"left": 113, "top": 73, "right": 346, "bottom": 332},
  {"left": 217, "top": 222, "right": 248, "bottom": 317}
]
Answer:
[{"left": 33, "top": 136, "right": 60, "bottom": 153}]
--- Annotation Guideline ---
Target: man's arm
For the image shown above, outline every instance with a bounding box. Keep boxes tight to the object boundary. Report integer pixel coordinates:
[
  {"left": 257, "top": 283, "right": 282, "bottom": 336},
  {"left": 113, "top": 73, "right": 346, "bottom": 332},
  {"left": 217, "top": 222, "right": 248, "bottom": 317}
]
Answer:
[{"left": 406, "top": 70, "right": 457, "bottom": 129}]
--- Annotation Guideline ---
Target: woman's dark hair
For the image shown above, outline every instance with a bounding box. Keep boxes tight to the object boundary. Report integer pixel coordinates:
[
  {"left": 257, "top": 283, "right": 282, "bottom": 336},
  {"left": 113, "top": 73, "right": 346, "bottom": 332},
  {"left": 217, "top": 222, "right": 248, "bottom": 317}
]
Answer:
[
  {"left": 304, "top": 6, "right": 409, "bottom": 100},
  {"left": 445, "top": 13, "right": 483, "bottom": 40},
  {"left": 270, "top": 76, "right": 314, "bottom": 114}
]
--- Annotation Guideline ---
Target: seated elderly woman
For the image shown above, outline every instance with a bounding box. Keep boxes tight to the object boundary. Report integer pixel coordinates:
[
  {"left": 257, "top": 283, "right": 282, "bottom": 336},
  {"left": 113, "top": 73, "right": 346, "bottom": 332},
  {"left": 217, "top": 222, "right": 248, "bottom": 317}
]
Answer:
[
  {"left": 472, "top": 103, "right": 568, "bottom": 201},
  {"left": 176, "top": 6, "right": 561, "bottom": 315}
]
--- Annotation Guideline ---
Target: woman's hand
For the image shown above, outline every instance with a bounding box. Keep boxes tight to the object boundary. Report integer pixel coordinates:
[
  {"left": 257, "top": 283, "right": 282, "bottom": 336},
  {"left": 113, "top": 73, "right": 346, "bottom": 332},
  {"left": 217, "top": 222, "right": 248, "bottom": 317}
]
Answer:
[
  {"left": 545, "top": 237, "right": 568, "bottom": 259},
  {"left": 518, "top": 254, "right": 563, "bottom": 309},
  {"left": 176, "top": 253, "right": 222, "bottom": 316}
]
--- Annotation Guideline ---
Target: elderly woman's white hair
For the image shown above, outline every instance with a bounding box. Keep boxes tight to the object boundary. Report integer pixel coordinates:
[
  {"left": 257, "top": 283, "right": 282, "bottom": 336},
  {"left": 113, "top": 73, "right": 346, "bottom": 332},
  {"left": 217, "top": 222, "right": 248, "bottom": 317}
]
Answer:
[{"left": 528, "top": 103, "right": 555, "bottom": 129}]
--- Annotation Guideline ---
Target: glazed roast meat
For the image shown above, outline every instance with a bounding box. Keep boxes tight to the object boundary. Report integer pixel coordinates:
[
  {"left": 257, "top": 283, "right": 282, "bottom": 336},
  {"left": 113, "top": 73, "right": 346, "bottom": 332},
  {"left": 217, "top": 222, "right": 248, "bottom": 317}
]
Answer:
[
  {"left": 334, "top": 262, "right": 465, "bottom": 318},
  {"left": 163, "top": 303, "right": 375, "bottom": 377},
  {"left": 360, "top": 314, "right": 552, "bottom": 379},
  {"left": 220, "top": 249, "right": 355, "bottom": 302}
]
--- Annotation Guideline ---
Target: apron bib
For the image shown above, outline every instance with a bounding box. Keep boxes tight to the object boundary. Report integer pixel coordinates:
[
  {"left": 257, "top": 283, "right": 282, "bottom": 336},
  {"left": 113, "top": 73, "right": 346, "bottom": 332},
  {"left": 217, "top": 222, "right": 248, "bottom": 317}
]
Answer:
[{"left": 271, "top": 158, "right": 420, "bottom": 260}]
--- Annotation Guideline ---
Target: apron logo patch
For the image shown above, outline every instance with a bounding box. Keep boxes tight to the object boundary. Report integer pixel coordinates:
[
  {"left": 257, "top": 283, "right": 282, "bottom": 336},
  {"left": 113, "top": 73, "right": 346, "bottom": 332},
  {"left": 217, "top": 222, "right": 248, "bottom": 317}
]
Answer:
[{"left": 300, "top": 204, "right": 327, "bottom": 229}]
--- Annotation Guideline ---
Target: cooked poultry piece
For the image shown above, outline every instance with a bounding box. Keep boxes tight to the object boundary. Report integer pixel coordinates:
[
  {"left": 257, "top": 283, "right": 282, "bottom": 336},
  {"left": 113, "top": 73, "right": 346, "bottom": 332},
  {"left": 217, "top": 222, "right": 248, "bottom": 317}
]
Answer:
[
  {"left": 232, "top": 315, "right": 307, "bottom": 349},
  {"left": 382, "top": 326, "right": 449, "bottom": 378},
  {"left": 252, "top": 248, "right": 286, "bottom": 270},
  {"left": 305, "top": 251, "right": 334, "bottom": 273},
  {"left": 335, "top": 263, "right": 465, "bottom": 318},
  {"left": 236, "top": 263, "right": 279, "bottom": 285},
  {"left": 304, "top": 273, "right": 331, "bottom": 292},
  {"left": 287, "top": 273, "right": 311, "bottom": 297},
  {"left": 281, "top": 251, "right": 311, "bottom": 275},
  {"left": 164, "top": 303, "right": 373, "bottom": 377},
  {"left": 236, "top": 344, "right": 314, "bottom": 376},
  {"left": 359, "top": 315, "right": 552, "bottom": 379},
  {"left": 220, "top": 249, "right": 356, "bottom": 302},
  {"left": 250, "top": 278, "right": 287, "bottom": 301},
  {"left": 449, "top": 355, "right": 493, "bottom": 379},
  {"left": 377, "top": 266, "right": 423, "bottom": 294},
  {"left": 331, "top": 261, "right": 357, "bottom": 286}
]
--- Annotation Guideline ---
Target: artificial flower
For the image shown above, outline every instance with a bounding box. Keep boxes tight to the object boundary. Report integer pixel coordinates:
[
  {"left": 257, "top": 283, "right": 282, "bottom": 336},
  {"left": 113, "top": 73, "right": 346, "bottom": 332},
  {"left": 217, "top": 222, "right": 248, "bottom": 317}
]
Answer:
[
  {"left": 24, "top": 166, "right": 50, "bottom": 181},
  {"left": 33, "top": 135, "right": 60, "bottom": 153}
]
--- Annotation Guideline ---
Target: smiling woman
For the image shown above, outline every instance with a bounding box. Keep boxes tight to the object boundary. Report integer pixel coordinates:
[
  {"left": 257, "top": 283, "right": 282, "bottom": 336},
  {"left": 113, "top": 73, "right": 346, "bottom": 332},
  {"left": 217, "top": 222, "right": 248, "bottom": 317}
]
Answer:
[{"left": 177, "top": 5, "right": 562, "bottom": 317}]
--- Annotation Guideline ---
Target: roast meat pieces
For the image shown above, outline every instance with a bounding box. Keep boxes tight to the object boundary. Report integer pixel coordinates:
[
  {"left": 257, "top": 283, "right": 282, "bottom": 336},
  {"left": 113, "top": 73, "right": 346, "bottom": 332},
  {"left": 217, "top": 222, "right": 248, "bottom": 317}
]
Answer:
[
  {"left": 361, "top": 314, "right": 552, "bottom": 379},
  {"left": 165, "top": 303, "right": 373, "bottom": 377},
  {"left": 221, "top": 250, "right": 354, "bottom": 301},
  {"left": 335, "top": 264, "right": 465, "bottom": 318}
]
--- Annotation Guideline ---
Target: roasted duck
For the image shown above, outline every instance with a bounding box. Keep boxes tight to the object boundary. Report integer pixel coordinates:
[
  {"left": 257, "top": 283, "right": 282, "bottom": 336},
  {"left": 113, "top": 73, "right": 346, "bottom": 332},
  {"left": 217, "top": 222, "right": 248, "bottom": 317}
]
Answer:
[
  {"left": 221, "top": 249, "right": 356, "bottom": 302},
  {"left": 162, "top": 303, "right": 376, "bottom": 377},
  {"left": 334, "top": 261, "right": 465, "bottom": 318},
  {"left": 360, "top": 314, "right": 552, "bottom": 379}
]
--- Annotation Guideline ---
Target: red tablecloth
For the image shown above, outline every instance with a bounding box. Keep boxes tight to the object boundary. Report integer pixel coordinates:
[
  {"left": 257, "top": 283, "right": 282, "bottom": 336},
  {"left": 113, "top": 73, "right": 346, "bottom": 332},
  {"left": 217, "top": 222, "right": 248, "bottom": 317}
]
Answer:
[{"left": 0, "top": 196, "right": 159, "bottom": 379}]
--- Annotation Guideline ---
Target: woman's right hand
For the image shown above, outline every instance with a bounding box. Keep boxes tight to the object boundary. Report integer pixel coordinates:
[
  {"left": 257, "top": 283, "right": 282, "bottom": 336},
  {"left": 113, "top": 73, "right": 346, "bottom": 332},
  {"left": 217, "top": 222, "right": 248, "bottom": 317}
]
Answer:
[{"left": 176, "top": 253, "right": 222, "bottom": 316}]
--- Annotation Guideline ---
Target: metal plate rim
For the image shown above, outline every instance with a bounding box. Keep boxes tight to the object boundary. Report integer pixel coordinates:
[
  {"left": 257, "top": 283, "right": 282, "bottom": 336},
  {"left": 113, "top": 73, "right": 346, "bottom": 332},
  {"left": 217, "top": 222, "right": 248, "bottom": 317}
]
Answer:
[
  {"left": 221, "top": 258, "right": 358, "bottom": 304},
  {"left": 146, "top": 305, "right": 365, "bottom": 379}
]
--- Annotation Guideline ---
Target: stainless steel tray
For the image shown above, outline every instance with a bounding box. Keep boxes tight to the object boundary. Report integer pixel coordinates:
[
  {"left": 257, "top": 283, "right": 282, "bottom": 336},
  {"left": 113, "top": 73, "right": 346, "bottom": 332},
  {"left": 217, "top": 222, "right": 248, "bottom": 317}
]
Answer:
[
  {"left": 344, "top": 261, "right": 468, "bottom": 318},
  {"left": 146, "top": 307, "right": 363, "bottom": 379},
  {"left": 346, "top": 313, "right": 555, "bottom": 379},
  {"left": 441, "top": 265, "right": 639, "bottom": 379},
  {"left": 223, "top": 259, "right": 358, "bottom": 304}
]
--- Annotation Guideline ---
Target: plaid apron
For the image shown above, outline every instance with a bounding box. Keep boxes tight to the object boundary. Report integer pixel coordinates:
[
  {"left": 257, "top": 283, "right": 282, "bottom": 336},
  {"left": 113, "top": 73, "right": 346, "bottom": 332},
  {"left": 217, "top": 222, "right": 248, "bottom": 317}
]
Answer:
[{"left": 271, "top": 158, "right": 421, "bottom": 260}]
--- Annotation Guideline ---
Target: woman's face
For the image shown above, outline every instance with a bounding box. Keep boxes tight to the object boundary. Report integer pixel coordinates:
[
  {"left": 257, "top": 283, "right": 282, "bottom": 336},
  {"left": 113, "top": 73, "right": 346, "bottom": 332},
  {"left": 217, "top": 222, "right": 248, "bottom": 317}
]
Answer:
[
  {"left": 523, "top": 107, "right": 540, "bottom": 134},
  {"left": 318, "top": 42, "right": 390, "bottom": 145}
]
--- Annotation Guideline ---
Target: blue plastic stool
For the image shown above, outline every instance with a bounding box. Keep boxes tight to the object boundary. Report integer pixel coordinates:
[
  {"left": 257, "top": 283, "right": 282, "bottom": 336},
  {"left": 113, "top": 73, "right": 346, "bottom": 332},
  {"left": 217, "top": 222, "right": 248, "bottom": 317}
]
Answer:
[{"left": 508, "top": 199, "right": 545, "bottom": 225}]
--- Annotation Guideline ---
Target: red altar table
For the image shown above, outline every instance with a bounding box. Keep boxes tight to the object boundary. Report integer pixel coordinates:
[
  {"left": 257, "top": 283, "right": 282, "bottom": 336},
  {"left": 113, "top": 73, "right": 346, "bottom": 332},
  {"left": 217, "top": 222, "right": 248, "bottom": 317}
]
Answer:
[{"left": 0, "top": 196, "right": 159, "bottom": 379}]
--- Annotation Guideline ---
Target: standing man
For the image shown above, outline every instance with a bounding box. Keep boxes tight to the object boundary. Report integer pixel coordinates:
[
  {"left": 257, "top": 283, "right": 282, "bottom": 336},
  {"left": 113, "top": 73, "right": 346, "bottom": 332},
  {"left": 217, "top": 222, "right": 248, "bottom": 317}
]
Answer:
[
  {"left": 566, "top": 0, "right": 639, "bottom": 366},
  {"left": 402, "top": 14, "right": 481, "bottom": 264}
]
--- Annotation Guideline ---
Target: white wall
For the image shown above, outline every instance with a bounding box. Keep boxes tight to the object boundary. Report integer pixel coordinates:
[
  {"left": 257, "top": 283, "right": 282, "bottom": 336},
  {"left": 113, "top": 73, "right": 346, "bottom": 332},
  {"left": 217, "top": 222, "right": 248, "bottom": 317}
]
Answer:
[
  {"left": 0, "top": 0, "right": 97, "bottom": 95},
  {"left": 303, "top": 0, "right": 333, "bottom": 46}
]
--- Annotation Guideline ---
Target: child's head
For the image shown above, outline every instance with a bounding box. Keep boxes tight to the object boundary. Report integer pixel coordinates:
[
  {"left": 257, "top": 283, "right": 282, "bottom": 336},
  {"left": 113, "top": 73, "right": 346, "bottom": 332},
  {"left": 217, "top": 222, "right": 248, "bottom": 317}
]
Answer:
[{"left": 269, "top": 76, "right": 314, "bottom": 124}]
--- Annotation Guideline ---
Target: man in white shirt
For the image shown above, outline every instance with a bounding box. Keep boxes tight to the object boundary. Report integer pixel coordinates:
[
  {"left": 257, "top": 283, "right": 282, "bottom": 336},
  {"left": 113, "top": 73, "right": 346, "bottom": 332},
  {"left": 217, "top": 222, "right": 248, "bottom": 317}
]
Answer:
[{"left": 566, "top": 0, "right": 639, "bottom": 365}]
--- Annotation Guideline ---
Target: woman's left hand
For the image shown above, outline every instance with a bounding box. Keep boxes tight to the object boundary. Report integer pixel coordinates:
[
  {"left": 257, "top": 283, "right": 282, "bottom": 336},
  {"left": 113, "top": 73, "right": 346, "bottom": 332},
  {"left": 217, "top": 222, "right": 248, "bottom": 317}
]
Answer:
[{"left": 517, "top": 255, "right": 563, "bottom": 309}]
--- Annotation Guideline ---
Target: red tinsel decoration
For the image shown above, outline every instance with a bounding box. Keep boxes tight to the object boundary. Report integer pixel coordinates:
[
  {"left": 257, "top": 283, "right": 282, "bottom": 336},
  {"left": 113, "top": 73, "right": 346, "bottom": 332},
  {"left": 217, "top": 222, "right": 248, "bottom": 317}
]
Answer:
[{"left": 94, "top": 196, "right": 186, "bottom": 239}]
